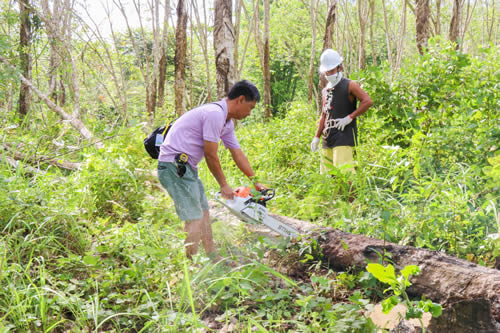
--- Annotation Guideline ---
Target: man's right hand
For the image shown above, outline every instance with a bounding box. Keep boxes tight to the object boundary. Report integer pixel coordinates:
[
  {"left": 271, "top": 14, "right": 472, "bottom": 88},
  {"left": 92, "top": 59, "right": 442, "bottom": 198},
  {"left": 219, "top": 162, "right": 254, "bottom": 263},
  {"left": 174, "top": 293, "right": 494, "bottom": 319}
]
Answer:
[
  {"left": 310, "top": 137, "right": 320, "bottom": 152},
  {"left": 220, "top": 184, "right": 234, "bottom": 200}
]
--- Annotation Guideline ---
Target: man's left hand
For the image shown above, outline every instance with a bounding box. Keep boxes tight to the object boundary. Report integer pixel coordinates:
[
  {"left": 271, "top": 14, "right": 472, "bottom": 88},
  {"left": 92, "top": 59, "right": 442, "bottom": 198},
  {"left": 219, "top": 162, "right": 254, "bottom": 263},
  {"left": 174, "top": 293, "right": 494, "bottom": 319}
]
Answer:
[{"left": 334, "top": 115, "right": 353, "bottom": 131}]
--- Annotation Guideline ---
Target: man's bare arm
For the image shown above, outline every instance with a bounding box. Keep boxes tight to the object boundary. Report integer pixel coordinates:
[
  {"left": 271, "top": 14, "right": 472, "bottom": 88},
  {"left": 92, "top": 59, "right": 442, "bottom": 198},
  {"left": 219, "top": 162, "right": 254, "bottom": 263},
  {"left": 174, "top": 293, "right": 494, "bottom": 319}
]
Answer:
[
  {"left": 349, "top": 81, "right": 373, "bottom": 119},
  {"left": 204, "top": 141, "right": 233, "bottom": 199}
]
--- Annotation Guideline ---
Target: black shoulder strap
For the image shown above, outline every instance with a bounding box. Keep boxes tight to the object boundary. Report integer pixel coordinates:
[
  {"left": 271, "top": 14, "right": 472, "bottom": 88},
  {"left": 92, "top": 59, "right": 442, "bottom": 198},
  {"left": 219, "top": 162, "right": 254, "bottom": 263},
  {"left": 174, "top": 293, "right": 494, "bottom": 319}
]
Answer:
[{"left": 209, "top": 102, "right": 224, "bottom": 111}]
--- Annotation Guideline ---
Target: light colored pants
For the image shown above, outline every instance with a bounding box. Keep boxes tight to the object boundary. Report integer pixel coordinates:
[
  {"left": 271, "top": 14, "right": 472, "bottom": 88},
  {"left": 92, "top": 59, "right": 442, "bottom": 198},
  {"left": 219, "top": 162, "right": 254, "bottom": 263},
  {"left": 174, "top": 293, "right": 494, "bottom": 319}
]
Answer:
[{"left": 320, "top": 146, "right": 356, "bottom": 174}]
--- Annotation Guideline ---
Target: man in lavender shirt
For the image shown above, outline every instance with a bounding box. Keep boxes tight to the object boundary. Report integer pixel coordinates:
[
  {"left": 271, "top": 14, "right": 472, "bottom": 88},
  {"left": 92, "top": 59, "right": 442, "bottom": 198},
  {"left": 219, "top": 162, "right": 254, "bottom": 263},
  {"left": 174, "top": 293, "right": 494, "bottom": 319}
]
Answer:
[{"left": 157, "top": 80, "right": 264, "bottom": 260}]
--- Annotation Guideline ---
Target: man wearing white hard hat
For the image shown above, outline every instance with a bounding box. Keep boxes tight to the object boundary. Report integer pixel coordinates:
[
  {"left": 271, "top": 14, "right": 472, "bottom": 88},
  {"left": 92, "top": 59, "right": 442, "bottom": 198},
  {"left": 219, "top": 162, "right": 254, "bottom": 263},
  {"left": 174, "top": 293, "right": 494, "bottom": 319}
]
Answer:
[{"left": 311, "top": 49, "right": 373, "bottom": 175}]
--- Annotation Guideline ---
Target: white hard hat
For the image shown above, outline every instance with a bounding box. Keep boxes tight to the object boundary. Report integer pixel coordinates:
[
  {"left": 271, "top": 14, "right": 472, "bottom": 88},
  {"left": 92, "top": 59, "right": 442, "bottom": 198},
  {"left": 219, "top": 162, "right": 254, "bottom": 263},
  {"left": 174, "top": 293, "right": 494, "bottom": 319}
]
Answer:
[{"left": 319, "top": 49, "right": 343, "bottom": 73}]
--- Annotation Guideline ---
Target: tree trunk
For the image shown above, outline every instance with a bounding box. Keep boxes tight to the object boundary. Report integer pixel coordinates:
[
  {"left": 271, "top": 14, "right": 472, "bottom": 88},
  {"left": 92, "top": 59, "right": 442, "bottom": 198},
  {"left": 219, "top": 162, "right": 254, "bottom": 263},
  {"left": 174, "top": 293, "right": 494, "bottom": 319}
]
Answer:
[
  {"left": 369, "top": 0, "right": 377, "bottom": 66},
  {"left": 254, "top": 0, "right": 264, "bottom": 76},
  {"left": 435, "top": 0, "right": 442, "bottom": 36},
  {"left": 41, "top": 0, "right": 64, "bottom": 105},
  {"left": 416, "top": 0, "right": 430, "bottom": 55},
  {"left": 263, "top": 0, "right": 272, "bottom": 118},
  {"left": 214, "top": 0, "right": 235, "bottom": 99},
  {"left": 233, "top": 0, "right": 242, "bottom": 82},
  {"left": 158, "top": 0, "right": 170, "bottom": 109},
  {"left": 381, "top": 0, "right": 393, "bottom": 67},
  {"left": 357, "top": 0, "right": 369, "bottom": 70},
  {"left": 317, "top": 0, "right": 337, "bottom": 114},
  {"left": 18, "top": 0, "right": 32, "bottom": 119},
  {"left": 174, "top": 0, "right": 188, "bottom": 115},
  {"left": 307, "top": 0, "right": 318, "bottom": 102},
  {"left": 449, "top": 0, "right": 461, "bottom": 49},
  {"left": 460, "top": 0, "right": 478, "bottom": 51},
  {"left": 267, "top": 213, "right": 500, "bottom": 328},
  {"left": 395, "top": 0, "right": 407, "bottom": 71}
]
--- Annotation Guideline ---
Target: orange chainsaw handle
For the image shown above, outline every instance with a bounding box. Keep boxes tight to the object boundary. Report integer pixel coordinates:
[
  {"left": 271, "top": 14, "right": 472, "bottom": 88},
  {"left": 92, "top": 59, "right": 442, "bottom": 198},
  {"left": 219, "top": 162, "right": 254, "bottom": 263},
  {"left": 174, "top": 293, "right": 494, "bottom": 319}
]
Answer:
[
  {"left": 234, "top": 187, "right": 275, "bottom": 202},
  {"left": 234, "top": 186, "right": 251, "bottom": 198}
]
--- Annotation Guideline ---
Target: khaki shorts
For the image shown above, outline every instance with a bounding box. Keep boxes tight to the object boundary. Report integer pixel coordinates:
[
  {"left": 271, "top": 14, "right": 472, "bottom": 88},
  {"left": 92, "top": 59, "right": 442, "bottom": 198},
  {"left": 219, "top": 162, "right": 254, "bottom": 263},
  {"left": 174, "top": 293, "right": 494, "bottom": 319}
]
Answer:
[
  {"left": 157, "top": 161, "right": 209, "bottom": 221},
  {"left": 320, "top": 146, "right": 356, "bottom": 174}
]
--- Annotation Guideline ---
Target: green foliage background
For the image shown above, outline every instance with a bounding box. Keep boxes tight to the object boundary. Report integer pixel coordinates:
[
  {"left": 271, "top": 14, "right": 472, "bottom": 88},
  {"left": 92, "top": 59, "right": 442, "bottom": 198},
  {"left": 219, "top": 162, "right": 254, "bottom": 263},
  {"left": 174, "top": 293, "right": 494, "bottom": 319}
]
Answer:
[{"left": 0, "top": 0, "right": 498, "bottom": 329}]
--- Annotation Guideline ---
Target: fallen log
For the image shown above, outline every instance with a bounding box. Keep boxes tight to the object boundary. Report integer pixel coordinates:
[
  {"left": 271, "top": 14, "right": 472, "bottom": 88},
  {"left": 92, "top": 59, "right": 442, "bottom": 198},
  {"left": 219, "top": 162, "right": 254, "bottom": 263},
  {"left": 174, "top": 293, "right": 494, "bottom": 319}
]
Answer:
[{"left": 271, "top": 213, "right": 500, "bottom": 330}]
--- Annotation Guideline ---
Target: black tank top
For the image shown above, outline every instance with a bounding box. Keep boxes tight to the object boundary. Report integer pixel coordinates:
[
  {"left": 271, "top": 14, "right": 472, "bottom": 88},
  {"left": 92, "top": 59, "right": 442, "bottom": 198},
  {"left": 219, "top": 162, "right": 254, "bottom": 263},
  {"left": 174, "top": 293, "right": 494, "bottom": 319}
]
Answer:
[{"left": 322, "top": 78, "right": 357, "bottom": 148}]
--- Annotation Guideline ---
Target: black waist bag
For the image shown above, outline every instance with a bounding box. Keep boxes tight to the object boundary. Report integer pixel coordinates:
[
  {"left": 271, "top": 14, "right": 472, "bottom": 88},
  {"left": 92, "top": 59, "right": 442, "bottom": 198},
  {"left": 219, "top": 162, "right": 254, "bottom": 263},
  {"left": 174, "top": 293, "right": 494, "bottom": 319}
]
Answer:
[{"left": 144, "top": 122, "right": 173, "bottom": 159}]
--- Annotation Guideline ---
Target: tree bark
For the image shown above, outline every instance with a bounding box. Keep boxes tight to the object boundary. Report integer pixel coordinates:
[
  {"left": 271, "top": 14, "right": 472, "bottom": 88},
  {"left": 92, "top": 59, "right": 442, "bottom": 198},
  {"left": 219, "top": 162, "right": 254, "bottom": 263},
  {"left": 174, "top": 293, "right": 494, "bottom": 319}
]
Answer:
[
  {"left": 156, "top": 0, "right": 170, "bottom": 110},
  {"left": 395, "top": 0, "right": 407, "bottom": 71},
  {"left": 369, "top": 0, "right": 377, "bottom": 66},
  {"left": 307, "top": 0, "right": 318, "bottom": 102},
  {"left": 214, "top": 0, "right": 235, "bottom": 99},
  {"left": 317, "top": 0, "right": 337, "bottom": 114},
  {"left": 357, "top": 0, "right": 369, "bottom": 70},
  {"left": 263, "top": 0, "right": 271, "bottom": 118},
  {"left": 233, "top": 0, "right": 242, "bottom": 82},
  {"left": 381, "top": 0, "right": 393, "bottom": 67},
  {"left": 174, "top": 0, "right": 188, "bottom": 115},
  {"left": 41, "top": 0, "right": 64, "bottom": 105},
  {"left": 267, "top": 213, "right": 500, "bottom": 327},
  {"left": 434, "top": 0, "right": 442, "bottom": 36},
  {"left": 18, "top": 0, "right": 32, "bottom": 119},
  {"left": 449, "top": 0, "right": 462, "bottom": 49},
  {"left": 416, "top": 0, "right": 430, "bottom": 55}
]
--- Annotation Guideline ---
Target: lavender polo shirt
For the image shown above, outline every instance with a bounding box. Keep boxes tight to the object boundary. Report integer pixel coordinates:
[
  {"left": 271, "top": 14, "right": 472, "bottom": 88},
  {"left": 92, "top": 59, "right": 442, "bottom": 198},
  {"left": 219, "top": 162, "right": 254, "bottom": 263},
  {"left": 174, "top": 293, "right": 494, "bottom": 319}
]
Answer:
[{"left": 158, "top": 99, "right": 240, "bottom": 170}]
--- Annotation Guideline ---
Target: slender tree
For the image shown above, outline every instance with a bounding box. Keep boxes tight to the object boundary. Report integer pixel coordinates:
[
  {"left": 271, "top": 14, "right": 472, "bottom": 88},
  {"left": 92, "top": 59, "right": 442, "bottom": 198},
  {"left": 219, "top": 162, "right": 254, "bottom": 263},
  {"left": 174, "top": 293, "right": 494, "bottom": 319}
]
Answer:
[
  {"left": 449, "top": 0, "right": 462, "bottom": 49},
  {"left": 18, "top": 0, "right": 32, "bottom": 118},
  {"left": 369, "top": 0, "right": 377, "bottom": 66},
  {"left": 435, "top": 0, "right": 442, "bottom": 35},
  {"left": 157, "top": 0, "right": 170, "bottom": 109},
  {"left": 307, "top": 0, "right": 318, "bottom": 102},
  {"left": 213, "top": 0, "right": 234, "bottom": 99},
  {"left": 234, "top": 0, "right": 242, "bottom": 81},
  {"left": 263, "top": 0, "right": 271, "bottom": 118},
  {"left": 382, "top": 0, "right": 393, "bottom": 67},
  {"left": 416, "top": 0, "right": 430, "bottom": 55},
  {"left": 174, "top": 0, "right": 188, "bottom": 115},
  {"left": 395, "top": 0, "right": 407, "bottom": 70},
  {"left": 317, "top": 0, "right": 337, "bottom": 112},
  {"left": 358, "top": 0, "right": 369, "bottom": 69},
  {"left": 41, "top": 0, "right": 68, "bottom": 106}
]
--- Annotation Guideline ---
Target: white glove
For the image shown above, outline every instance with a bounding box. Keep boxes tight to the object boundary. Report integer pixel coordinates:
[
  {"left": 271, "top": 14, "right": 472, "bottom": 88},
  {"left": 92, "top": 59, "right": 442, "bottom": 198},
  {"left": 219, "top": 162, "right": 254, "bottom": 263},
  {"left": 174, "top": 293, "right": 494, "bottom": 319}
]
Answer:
[
  {"left": 310, "top": 137, "right": 320, "bottom": 152},
  {"left": 333, "top": 115, "right": 353, "bottom": 131}
]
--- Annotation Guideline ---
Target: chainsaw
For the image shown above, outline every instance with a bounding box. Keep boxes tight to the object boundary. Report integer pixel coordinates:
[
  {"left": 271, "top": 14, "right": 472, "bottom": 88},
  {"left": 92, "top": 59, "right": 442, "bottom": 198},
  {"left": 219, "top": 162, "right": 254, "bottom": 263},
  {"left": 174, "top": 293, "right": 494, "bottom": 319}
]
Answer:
[{"left": 215, "top": 187, "right": 300, "bottom": 239}]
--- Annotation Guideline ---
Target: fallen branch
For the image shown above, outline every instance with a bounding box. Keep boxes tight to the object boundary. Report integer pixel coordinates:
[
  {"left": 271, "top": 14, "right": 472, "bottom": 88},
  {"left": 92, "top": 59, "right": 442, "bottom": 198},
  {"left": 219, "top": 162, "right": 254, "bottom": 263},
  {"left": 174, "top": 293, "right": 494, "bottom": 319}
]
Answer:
[
  {"left": 0, "top": 153, "right": 45, "bottom": 176},
  {"left": 1, "top": 143, "right": 81, "bottom": 171},
  {"left": 0, "top": 55, "right": 104, "bottom": 149}
]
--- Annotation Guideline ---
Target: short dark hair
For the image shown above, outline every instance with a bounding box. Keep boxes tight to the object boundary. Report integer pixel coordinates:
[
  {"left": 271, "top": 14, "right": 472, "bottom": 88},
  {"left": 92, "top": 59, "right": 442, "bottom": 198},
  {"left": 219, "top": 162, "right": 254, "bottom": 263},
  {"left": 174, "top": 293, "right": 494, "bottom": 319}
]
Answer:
[{"left": 227, "top": 80, "right": 261, "bottom": 103}]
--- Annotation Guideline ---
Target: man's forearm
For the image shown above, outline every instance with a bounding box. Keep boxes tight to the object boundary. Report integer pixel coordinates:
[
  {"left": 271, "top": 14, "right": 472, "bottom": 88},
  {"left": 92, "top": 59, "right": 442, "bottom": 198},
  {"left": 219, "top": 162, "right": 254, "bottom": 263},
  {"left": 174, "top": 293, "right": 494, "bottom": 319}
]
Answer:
[
  {"left": 230, "top": 149, "right": 255, "bottom": 179},
  {"left": 315, "top": 114, "right": 326, "bottom": 137},
  {"left": 350, "top": 98, "right": 373, "bottom": 119},
  {"left": 205, "top": 154, "right": 228, "bottom": 187}
]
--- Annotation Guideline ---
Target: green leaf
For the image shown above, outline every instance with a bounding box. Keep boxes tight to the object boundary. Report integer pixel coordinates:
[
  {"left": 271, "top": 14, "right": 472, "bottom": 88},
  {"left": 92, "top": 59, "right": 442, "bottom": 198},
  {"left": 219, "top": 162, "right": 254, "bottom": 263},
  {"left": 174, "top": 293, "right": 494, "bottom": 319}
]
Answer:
[
  {"left": 83, "top": 255, "right": 99, "bottom": 266},
  {"left": 381, "top": 296, "right": 399, "bottom": 314},
  {"left": 366, "top": 263, "right": 397, "bottom": 284},
  {"left": 401, "top": 265, "right": 420, "bottom": 279},
  {"left": 424, "top": 302, "right": 443, "bottom": 317}
]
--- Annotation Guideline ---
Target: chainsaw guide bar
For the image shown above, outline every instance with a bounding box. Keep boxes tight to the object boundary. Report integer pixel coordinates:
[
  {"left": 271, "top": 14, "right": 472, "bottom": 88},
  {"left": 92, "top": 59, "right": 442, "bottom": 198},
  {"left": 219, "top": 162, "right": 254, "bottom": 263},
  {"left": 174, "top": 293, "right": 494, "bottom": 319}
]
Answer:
[{"left": 214, "top": 188, "right": 300, "bottom": 239}]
